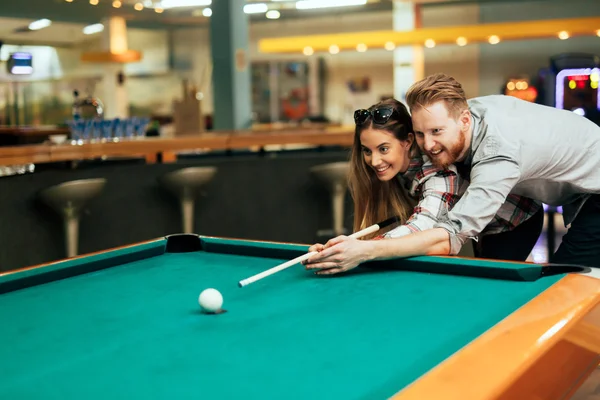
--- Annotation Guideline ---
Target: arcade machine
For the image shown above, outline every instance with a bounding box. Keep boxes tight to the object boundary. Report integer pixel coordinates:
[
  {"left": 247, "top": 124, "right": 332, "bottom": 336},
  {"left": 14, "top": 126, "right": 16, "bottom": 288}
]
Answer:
[
  {"left": 538, "top": 52, "right": 600, "bottom": 124},
  {"left": 535, "top": 53, "right": 600, "bottom": 261}
]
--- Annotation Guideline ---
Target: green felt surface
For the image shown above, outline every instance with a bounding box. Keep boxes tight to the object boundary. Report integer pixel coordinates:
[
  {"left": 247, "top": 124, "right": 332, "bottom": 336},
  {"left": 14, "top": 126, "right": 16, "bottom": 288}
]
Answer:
[
  {"left": 0, "top": 240, "right": 166, "bottom": 286},
  {"left": 0, "top": 246, "right": 564, "bottom": 399}
]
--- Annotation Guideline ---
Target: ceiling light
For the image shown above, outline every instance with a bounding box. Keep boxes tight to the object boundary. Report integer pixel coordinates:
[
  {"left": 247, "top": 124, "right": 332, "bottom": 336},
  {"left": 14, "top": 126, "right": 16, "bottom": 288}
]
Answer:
[
  {"left": 155, "top": 7, "right": 164, "bottom": 12},
  {"left": 384, "top": 41, "right": 395, "bottom": 50},
  {"left": 29, "top": 19, "right": 52, "bottom": 31},
  {"left": 65, "top": 0, "right": 73, "bottom": 2},
  {"left": 112, "top": 0, "right": 122, "bottom": 7},
  {"left": 83, "top": 23, "right": 104, "bottom": 35},
  {"left": 488, "top": 35, "right": 500, "bottom": 44},
  {"left": 244, "top": 3, "right": 267, "bottom": 13},
  {"left": 356, "top": 43, "right": 367, "bottom": 52},
  {"left": 303, "top": 46, "right": 314, "bottom": 56},
  {"left": 89, "top": 0, "right": 99, "bottom": 5},
  {"left": 596, "top": 29, "right": 600, "bottom": 37},
  {"left": 329, "top": 44, "right": 339, "bottom": 54},
  {"left": 202, "top": 8, "right": 212, "bottom": 16},
  {"left": 157, "top": 0, "right": 211, "bottom": 9},
  {"left": 266, "top": 10, "right": 280, "bottom": 19},
  {"left": 456, "top": 36, "right": 467, "bottom": 46},
  {"left": 424, "top": 39, "right": 435, "bottom": 48},
  {"left": 134, "top": 2, "right": 144, "bottom": 10},
  {"left": 558, "top": 31, "right": 569, "bottom": 40},
  {"left": 296, "top": 0, "right": 366, "bottom": 10}
]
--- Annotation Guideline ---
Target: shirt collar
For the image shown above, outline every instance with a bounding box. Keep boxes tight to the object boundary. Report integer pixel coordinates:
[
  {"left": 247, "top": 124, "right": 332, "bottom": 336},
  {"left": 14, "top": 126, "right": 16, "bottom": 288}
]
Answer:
[{"left": 460, "top": 106, "right": 481, "bottom": 167}]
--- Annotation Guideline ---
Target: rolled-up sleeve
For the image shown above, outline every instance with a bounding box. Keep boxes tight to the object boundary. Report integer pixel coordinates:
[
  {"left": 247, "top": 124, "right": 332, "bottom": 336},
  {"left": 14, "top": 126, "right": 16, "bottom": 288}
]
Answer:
[
  {"left": 434, "top": 156, "right": 521, "bottom": 254},
  {"left": 386, "top": 168, "right": 461, "bottom": 239}
]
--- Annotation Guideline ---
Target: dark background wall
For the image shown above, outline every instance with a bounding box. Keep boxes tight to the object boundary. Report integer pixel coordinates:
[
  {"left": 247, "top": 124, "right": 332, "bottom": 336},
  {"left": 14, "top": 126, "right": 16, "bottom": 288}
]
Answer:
[{"left": 0, "top": 148, "right": 354, "bottom": 272}]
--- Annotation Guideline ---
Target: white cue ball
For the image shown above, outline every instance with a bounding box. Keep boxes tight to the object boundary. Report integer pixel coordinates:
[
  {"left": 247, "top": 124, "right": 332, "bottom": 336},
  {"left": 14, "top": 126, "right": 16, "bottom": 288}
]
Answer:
[{"left": 198, "top": 288, "right": 223, "bottom": 313}]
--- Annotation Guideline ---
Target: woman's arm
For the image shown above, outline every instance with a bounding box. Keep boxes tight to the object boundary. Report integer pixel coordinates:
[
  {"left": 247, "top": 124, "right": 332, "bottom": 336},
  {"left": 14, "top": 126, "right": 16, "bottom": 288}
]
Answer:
[
  {"left": 303, "top": 228, "right": 451, "bottom": 274},
  {"left": 386, "top": 168, "right": 463, "bottom": 238}
]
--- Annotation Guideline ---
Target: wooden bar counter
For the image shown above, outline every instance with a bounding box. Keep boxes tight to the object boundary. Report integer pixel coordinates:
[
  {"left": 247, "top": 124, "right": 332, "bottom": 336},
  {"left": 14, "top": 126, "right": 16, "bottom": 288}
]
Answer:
[{"left": 0, "top": 128, "right": 354, "bottom": 166}]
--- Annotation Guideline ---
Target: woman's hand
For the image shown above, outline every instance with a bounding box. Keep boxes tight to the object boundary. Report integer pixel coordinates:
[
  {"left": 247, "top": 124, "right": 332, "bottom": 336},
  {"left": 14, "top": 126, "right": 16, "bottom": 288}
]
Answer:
[{"left": 303, "top": 236, "right": 372, "bottom": 275}]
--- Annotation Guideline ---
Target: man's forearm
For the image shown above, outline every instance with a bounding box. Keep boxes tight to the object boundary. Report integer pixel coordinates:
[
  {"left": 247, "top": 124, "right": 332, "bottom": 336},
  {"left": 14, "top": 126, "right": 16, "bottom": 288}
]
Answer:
[{"left": 363, "top": 228, "right": 451, "bottom": 262}]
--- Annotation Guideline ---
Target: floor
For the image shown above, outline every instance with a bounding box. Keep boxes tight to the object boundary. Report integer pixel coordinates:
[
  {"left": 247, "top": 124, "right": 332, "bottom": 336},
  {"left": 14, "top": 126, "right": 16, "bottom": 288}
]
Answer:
[
  {"left": 527, "top": 212, "right": 600, "bottom": 280},
  {"left": 572, "top": 367, "right": 600, "bottom": 400}
]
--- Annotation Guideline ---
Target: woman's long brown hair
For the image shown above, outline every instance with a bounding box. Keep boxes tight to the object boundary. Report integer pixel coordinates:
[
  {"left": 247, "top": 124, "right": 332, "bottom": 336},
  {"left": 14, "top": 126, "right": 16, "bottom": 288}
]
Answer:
[{"left": 348, "top": 98, "right": 417, "bottom": 238}]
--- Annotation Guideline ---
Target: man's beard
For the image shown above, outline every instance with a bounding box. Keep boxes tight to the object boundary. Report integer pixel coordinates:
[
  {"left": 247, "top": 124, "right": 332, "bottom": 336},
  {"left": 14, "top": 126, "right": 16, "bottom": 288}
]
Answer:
[{"left": 430, "top": 130, "right": 466, "bottom": 169}]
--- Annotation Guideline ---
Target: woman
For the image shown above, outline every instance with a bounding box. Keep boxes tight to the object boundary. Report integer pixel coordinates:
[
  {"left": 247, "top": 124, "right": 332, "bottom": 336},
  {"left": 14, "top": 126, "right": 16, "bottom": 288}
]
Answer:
[{"left": 303, "top": 98, "right": 544, "bottom": 274}]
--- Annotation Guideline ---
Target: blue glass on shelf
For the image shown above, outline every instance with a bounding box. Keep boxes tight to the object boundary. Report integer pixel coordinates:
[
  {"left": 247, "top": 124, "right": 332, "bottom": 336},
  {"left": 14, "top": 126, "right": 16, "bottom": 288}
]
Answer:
[
  {"left": 125, "top": 118, "right": 136, "bottom": 140},
  {"left": 129, "top": 117, "right": 139, "bottom": 139},
  {"left": 66, "top": 120, "right": 81, "bottom": 144},
  {"left": 65, "top": 116, "right": 152, "bottom": 144},
  {"left": 101, "top": 120, "right": 113, "bottom": 141},
  {"left": 92, "top": 120, "right": 103, "bottom": 142},
  {"left": 76, "top": 120, "right": 86, "bottom": 144},
  {"left": 112, "top": 118, "right": 123, "bottom": 141},
  {"left": 135, "top": 117, "right": 150, "bottom": 139},
  {"left": 82, "top": 120, "right": 94, "bottom": 142}
]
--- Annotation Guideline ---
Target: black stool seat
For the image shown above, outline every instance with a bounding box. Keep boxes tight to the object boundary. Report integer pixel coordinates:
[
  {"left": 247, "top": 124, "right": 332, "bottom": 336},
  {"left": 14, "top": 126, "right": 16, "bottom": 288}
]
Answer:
[
  {"left": 39, "top": 178, "right": 106, "bottom": 258},
  {"left": 158, "top": 166, "right": 217, "bottom": 234},
  {"left": 310, "top": 162, "right": 350, "bottom": 237}
]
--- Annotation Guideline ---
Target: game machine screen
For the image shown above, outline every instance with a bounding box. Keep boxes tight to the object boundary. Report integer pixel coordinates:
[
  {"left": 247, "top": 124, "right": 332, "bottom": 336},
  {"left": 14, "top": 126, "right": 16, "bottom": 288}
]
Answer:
[{"left": 555, "top": 68, "right": 600, "bottom": 121}]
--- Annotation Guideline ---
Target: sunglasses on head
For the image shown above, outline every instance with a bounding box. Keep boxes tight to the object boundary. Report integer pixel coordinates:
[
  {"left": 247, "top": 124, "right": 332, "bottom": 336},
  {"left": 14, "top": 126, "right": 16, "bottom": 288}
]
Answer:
[{"left": 354, "top": 107, "right": 397, "bottom": 126}]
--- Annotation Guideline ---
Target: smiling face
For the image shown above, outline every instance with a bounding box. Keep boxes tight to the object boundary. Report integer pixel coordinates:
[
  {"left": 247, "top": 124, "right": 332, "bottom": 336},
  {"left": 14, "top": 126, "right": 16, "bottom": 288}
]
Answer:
[
  {"left": 360, "top": 127, "right": 414, "bottom": 181},
  {"left": 411, "top": 101, "right": 470, "bottom": 169}
]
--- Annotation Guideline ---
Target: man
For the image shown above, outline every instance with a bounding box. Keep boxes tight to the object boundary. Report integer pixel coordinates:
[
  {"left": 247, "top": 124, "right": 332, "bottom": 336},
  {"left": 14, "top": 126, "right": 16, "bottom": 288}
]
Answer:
[{"left": 303, "top": 73, "right": 600, "bottom": 274}]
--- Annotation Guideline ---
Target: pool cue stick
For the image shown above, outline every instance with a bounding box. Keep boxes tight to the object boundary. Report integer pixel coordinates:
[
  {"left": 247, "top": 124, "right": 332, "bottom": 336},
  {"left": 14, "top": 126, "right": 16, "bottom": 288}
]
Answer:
[{"left": 238, "top": 216, "right": 400, "bottom": 288}]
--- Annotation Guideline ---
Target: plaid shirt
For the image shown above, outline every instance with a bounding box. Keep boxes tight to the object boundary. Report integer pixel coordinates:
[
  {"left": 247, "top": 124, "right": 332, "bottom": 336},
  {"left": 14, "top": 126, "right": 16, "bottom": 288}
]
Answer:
[{"left": 385, "top": 155, "right": 542, "bottom": 239}]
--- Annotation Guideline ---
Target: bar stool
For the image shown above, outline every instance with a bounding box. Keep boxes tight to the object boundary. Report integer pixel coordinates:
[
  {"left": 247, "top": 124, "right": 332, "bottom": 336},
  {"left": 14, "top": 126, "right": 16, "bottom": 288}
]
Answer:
[
  {"left": 310, "top": 161, "right": 350, "bottom": 237},
  {"left": 39, "top": 178, "right": 106, "bottom": 258},
  {"left": 158, "top": 166, "right": 217, "bottom": 234}
]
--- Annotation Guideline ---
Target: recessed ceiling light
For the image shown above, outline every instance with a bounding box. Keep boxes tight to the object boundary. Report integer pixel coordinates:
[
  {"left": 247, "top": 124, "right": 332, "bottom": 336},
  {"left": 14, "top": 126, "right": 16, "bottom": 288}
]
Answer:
[
  {"left": 83, "top": 23, "right": 104, "bottom": 35},
  {"left": 296, "top": 0, "right": 366, "bottom": 10},
  {"left": 266, "top": 10, "right": 280, "bottom": 19},
  {"left": 29, "top": 19, "right": 52, "bottom": 31},
  {"left": 244, "top": 3, "right": 267, "bottom": 14},
  {"left": 424, "top": 39, "right": 435, "bottom": 48},
  {"left": 159, "top": 0, "right": 211, "bottom": 9}
]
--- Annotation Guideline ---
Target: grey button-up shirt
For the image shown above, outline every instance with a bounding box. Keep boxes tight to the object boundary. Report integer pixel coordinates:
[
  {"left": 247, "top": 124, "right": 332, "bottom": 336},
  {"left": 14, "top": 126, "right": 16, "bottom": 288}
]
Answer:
[{"left": 434, "top": 95, "right": 600, "bottom": 254}]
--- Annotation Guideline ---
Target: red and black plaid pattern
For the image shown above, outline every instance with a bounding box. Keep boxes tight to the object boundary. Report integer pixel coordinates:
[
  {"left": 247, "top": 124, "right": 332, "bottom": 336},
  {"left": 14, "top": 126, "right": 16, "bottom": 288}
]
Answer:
[{"left": 398, "top": 156, "right": 541, "bottom": 236}]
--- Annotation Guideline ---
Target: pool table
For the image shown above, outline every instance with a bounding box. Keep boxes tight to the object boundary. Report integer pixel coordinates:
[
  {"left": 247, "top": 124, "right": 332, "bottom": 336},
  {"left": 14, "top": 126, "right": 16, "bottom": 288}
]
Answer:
[{"left": 1, "top": 234, "right": 599, "bottom": 399}]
